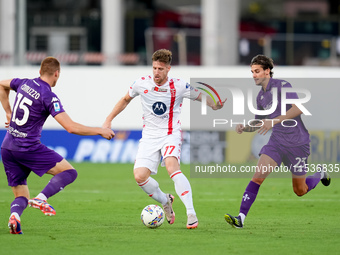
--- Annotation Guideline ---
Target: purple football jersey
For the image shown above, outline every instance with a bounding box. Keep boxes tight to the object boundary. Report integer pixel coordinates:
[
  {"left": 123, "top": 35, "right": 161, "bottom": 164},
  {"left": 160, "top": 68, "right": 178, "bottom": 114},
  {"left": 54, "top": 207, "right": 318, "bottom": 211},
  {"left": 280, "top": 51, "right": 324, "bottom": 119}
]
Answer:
[
  {"left": 255, "top": 78, "right": 310, "bottom": 147},
  {"left": 1, "top": 77, "right": 65, "bottom": 151}
]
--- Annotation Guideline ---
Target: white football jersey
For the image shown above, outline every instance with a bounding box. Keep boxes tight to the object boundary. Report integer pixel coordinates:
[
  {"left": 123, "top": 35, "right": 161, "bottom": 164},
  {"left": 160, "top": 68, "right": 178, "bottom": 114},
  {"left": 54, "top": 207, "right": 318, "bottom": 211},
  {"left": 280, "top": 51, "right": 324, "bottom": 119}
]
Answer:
[{"left": 129, "top": 75, "right": 200, "bottom": 138}]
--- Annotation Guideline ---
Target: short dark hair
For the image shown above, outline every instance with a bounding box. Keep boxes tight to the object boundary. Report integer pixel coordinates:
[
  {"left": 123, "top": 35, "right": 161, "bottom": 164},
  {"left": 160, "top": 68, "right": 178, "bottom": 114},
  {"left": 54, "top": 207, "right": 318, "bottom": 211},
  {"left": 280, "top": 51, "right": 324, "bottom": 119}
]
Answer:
[
  {"left": 152, "top": 49, "right": 172, "bottom": 65},
  {"left": 250, "top": 54, "right": 274, "bottom": 77},
  {"left": 40, "top": 57, "right": 60, "bottom": 76}
]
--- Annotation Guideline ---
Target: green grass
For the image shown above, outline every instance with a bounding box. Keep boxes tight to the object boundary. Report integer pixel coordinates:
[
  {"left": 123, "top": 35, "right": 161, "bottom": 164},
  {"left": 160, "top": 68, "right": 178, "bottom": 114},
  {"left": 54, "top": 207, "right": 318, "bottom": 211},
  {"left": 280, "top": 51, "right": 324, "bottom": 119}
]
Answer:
[{"left": 0, "top": 163, "right": 339, "bottom": 255}]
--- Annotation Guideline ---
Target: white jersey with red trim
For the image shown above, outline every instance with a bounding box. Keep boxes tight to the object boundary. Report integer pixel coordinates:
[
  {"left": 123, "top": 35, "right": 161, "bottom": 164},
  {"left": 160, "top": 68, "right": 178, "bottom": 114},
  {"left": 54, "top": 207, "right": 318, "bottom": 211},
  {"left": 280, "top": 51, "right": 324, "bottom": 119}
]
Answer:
[{"left": 129, "top": 75, "right": 200, "bottom": 138}]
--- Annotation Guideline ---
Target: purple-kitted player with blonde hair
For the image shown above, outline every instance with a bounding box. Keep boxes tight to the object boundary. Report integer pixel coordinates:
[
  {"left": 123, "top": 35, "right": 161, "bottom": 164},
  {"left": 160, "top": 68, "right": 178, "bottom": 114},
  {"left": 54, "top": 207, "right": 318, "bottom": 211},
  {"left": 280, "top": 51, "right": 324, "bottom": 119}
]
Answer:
[
  {"left": 0, "top": 57, "right": 115, "bottom": 234},
  {"left": 224, "top": 54, "right": 331, "bottom": 229}
]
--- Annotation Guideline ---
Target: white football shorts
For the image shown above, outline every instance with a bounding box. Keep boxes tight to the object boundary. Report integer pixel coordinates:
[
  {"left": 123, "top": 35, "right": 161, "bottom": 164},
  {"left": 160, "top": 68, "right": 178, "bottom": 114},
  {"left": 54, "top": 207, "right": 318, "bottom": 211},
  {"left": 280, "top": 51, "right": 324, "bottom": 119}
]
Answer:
[{"left": 134, "top": 134, "right": 182, "bottom": 174}]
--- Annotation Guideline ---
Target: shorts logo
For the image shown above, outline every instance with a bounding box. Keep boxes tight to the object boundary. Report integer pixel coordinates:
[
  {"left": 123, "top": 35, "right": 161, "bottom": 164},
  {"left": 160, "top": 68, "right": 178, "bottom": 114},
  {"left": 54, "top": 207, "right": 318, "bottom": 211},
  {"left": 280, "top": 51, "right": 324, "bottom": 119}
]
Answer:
[{"left": 152, "top": 102, "right": 167, "bottom": 115}]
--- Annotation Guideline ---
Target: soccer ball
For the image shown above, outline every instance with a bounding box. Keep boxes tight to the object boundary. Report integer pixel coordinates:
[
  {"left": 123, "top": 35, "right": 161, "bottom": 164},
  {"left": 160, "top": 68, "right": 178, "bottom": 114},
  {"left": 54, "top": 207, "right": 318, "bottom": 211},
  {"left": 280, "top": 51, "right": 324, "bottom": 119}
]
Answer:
[{"left": 141, "top": 204, "right": 164, "bottom": 228}]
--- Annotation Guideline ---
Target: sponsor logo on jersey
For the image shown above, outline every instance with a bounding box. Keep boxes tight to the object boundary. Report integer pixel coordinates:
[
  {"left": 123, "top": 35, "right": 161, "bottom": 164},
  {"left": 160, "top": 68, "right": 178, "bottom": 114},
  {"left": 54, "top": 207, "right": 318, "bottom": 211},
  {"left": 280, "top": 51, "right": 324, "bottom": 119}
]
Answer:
[
  {"left": 144, "top": 90, "right": 148, "bottom": 94},
  {"left": 152, "top": 102, "right": 167, "bottom": 115},
  {"left": 54, "top": 102, "right": 61, "bottom": 112},
  {"left": 51, "top": 97, "right": 59, "bottom": 103},
  {"left": 153, "top": 86, "right": 167, "bottom": 92}
]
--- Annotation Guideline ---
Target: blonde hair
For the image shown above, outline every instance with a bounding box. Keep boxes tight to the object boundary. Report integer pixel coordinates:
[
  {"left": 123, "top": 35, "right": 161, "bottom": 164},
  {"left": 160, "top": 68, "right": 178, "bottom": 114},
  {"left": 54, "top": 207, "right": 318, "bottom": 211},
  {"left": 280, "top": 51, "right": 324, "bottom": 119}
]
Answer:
[
  {"left": 40, "top": 57, "right": 60, "bottom": 76},
  {"left": 152, "top": 49, "right": 172, "bottom": 65}
]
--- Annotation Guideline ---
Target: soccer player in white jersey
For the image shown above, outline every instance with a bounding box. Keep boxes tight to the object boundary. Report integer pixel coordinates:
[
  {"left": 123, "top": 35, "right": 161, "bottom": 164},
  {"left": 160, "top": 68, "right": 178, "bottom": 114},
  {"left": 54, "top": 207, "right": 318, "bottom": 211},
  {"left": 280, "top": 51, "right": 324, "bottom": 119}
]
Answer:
[{"left": 103, "top": 49, "right": 225, "bottom": 229}]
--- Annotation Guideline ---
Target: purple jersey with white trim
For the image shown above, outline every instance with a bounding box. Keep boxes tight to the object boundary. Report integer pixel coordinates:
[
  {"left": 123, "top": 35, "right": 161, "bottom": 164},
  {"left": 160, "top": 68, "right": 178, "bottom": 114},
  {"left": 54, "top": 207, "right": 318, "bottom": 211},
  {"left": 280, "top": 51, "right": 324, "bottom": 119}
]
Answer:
[
  {"left": 255, "top": 78, "right": 310, "bottom": 147},
  {"left": 1, "top": 77, "right": 65, "bottom": 151}
]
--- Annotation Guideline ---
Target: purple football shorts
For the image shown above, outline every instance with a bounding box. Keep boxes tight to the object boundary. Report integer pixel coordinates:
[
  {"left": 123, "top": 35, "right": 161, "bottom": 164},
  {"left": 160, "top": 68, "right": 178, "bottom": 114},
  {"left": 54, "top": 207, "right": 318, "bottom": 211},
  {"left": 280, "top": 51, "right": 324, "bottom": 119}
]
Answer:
[
  {"left": 1, "top": 144, "right": 64, "bottom": 187},
  {"left": 260, "top": 138, "right": 310, "bottom": 176}
]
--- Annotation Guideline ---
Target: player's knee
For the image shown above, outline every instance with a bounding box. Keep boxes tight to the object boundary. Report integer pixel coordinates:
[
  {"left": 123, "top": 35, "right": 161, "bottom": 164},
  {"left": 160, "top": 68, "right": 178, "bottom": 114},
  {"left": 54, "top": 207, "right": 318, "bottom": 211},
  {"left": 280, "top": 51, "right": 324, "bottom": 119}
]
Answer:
[
  {"left": 68, "top": 169, "right": 78, "bottom": 182},
  {"left": 293, "top": 186, "right": 307, "bottom": 197},
  {"left": 134, "top": 172, "right": 148, "bottom": 184}
]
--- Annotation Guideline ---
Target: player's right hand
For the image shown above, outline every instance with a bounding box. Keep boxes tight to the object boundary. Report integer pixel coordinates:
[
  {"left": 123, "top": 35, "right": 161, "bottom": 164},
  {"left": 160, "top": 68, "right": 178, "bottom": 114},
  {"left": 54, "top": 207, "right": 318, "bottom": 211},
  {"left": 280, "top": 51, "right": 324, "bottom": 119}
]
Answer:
[
  {"left": 5, "top": 112, "right": 11, "bottom": 128},
  {"left": 101, "top": 128, "right": 115, "bottom": 140}
]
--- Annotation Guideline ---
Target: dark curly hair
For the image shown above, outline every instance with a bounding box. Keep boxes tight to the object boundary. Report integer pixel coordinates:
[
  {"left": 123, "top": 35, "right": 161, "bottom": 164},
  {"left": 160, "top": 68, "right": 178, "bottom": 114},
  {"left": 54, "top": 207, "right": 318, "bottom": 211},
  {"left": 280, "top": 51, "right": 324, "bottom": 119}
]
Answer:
[{"left": 250, "top": 55, "right": 274, "bottom": 77}]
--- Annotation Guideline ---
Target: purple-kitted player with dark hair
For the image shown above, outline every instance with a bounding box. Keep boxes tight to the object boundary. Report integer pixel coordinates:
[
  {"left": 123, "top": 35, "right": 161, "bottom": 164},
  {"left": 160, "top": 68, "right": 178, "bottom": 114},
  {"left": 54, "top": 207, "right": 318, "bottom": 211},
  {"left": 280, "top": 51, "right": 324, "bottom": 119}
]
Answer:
[
  {"left": 224, "top": 55, "right": 331, "bottom": 229},
  {"left": 0, "top": 57, "right": 115, "bottom": 234}
]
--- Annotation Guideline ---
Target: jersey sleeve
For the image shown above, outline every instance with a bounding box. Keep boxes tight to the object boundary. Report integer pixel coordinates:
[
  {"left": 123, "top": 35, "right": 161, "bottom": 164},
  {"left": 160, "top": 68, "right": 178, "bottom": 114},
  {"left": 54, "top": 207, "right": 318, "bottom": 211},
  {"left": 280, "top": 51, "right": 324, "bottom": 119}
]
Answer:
[
  {"left": 281, "top": 81, "right": 298, "bottom": 99},
  {"left": 183, "top": 82, "right": 201, "bottom": 100},
  {"left": 43, "top": 92, "right": 65, "bottom": 117},
  {"left": 10, "top": 78, "right": 25, "bottom": 92},
  {"left": 128, "top": 80, "right": 140, "bottom": 98}
]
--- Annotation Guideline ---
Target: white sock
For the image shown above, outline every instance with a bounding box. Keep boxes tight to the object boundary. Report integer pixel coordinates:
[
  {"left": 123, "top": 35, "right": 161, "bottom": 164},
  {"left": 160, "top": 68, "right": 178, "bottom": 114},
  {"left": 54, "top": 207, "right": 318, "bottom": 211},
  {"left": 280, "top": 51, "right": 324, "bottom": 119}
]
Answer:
[
  {"left": 170, "top": 170, "right": 196, "bottom": 215},
  {"left": 10, "top": 212, "right": 20, "bottom": 220},
  {"left": 138, "top": 177, "right": 167, "bottom": 205},
  {"left": 239, "top": 213, "right": 246, "bottom": 224},
  {"left": 36, "top": 193, "right": 47, "bottom": 201}
]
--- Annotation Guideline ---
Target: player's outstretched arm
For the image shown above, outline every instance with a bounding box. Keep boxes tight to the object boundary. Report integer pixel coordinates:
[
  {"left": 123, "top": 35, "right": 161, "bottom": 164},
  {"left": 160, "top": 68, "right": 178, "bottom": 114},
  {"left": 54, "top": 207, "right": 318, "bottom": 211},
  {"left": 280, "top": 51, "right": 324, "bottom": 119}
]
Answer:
[
  {"left": 102, "top": 92, "right": 133, "bottom": 129},
  {"left": 0, "top": 79, "right": 13, "bottom": 128},
  {"left": 196, "top": 93, "right": 227, "bottom": 110},
  {"left": 55, "top": 112, "right": 115, "bottom": 140},
  {"left": 243, "top": 120, "right": 263, "bottom": 132}
]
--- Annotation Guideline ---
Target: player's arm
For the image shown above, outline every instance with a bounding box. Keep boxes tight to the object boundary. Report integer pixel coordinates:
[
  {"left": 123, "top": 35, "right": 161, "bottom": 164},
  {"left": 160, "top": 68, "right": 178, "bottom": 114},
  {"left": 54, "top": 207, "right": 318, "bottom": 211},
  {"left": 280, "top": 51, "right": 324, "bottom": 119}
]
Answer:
[
  {"left": 0, "top": 79, "right": 13, "bottom": 127},
  {"left": 102, "top": 92, "right": 133, "bottom": 129},
  {"left": 196, "top": 93, "right": 227, "bottom": 110},
  {"left": 54, "top": 112, "right": 115, "bottom": 140},
  {"left": 236, "top": 120, "right": 263, "bottom": 134},
  {"left": 258, "top": 104, "right": 302, "bottom": 135}
]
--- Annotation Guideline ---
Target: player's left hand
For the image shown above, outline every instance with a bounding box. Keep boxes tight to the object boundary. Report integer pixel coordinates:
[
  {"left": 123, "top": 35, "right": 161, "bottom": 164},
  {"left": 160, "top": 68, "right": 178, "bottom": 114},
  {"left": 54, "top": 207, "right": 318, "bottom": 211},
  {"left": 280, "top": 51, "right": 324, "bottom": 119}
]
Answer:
[{"left": 212, "top": 98, "right": 227, "bottom": 110}]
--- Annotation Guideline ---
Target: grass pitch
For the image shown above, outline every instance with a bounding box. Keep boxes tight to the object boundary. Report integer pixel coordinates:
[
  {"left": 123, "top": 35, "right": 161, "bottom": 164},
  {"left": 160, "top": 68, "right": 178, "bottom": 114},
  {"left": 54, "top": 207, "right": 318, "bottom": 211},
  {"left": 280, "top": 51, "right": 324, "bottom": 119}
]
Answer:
[{"left": 0, "top": 163, "right": 339, "bottom": 255}]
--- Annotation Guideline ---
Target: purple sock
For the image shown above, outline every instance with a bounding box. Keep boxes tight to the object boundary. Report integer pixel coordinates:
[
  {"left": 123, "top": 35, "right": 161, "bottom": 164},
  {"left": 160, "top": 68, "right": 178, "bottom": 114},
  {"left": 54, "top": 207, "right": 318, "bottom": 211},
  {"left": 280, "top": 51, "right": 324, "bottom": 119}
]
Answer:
[
  {"left": 306, "top": 171, "right": 321, "bottom": 192},
  {"left": 41, "top": 169, "right": 78, "bottom": 199},
  {"left": 239, "top": 181, "right": 260, "bottom": 216},
  {"left": 11, "top": 196, "right": 28, "bottom": 216}
]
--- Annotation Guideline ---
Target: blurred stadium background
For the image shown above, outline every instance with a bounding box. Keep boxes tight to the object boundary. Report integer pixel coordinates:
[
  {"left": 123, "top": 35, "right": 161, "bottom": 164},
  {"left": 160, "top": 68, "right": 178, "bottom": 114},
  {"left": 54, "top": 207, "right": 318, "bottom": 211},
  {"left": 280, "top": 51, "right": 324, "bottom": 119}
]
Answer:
[
  {"left": 0, "top": 0, "right": 339, "bottom": 166},
  {"left": 1, "top": 0, "right": 340, "bottom": 66}
]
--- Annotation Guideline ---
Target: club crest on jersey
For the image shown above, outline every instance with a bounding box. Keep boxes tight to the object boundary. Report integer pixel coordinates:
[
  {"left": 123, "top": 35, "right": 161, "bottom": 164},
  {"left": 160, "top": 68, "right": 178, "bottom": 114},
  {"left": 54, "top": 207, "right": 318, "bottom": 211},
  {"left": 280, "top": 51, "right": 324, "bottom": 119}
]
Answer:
[
  {"left": 153, "top": 86, "right": 167, "bottom": 92},
  {"left": 152, "top": 102, "right": 167, "bottom": 115}
]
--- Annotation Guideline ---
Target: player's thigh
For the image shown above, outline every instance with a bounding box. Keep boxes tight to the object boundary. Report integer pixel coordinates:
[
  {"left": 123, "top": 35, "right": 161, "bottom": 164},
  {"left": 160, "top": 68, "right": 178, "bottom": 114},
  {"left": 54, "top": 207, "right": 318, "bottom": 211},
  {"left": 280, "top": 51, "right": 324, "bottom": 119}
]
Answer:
[
  {"left": 160, "top": 134, "right": 181, "bottom": 169},
  {"left": 46, "top": 159, "right": 74, "bottom": 176},
  {"left": 252, "top": 154, "right": 278, "bottom": 184},
  {"left": 1, "top": 148, "right": 31, "bottom": 187},
  {"left": 134, "top": 138, "right": 162, "bottom": 174},
  {"left": 7, "top": 144, "right": 65, "bottom": 177}
]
